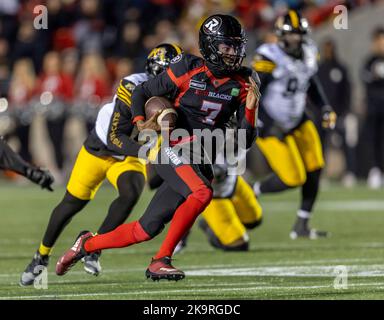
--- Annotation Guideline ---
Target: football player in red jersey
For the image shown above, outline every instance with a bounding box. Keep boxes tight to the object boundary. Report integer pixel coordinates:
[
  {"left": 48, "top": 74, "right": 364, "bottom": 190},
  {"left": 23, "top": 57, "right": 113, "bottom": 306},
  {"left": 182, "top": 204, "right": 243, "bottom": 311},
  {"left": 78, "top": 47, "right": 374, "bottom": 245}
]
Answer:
[{"left": 56, "top": 14, "right": 261, "bottom": 281}]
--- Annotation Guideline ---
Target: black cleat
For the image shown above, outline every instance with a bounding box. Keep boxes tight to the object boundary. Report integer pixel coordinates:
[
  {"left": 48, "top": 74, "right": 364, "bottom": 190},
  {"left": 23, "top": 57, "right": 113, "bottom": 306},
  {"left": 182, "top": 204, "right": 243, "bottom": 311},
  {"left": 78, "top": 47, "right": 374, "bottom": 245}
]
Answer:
[
  {"left": 290, "top": 228, "right": 329, "bottom": 239},
  {"left": 20, "top": 251, "right": 49, "bottom": 287},
  {"left": 290, "top": 218, "right": 329, "bottom": 239},
  {"left": 145, "top": 256, "right": 185, "bottom": 281}
]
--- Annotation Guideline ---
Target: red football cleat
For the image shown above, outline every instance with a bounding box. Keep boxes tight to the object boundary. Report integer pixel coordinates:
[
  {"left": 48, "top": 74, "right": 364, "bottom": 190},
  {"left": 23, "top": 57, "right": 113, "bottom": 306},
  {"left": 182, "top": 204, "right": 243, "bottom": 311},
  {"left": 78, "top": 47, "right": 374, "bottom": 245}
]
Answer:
[
  {"left": 56, "top": 231, "right": 94, "bottom": 276},
  {"left": 145, "top": 256, "right": 185, "bottom": 281}
]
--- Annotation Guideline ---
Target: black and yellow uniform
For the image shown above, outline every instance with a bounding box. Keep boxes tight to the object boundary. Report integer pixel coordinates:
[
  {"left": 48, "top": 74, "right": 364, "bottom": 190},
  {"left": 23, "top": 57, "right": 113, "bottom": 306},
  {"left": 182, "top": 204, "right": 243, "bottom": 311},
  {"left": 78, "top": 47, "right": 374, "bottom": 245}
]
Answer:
[
  {"left": 201, "top": 166, "right": 262, "bottom": 250},
  {"left": 253, "top": 41, "right": 326, "bottom": 187},
  {"left": 0, "top": 137, "right": 54, "bottom": 190},
  {"left": 67, "top": 73, "right": 148, "bottom": 200},
  {"left": 252, "top": 10, "right": 335, "bottom": 238},
  {"left": 28, "top": 72, "right": 149, "bottom": 261}
]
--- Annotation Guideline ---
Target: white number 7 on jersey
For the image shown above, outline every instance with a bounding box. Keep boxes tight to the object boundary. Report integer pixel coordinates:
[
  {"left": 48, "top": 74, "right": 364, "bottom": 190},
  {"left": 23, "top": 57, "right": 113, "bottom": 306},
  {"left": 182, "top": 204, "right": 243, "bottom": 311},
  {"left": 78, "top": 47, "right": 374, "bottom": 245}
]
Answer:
[{"left": 201, "top": 100, "right": 222, "bottom": 125}]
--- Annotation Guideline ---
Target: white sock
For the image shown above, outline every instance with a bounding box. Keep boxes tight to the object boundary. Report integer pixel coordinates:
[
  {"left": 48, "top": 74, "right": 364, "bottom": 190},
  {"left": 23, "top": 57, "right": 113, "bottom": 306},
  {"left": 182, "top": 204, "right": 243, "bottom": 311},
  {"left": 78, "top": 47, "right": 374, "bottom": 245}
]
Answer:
[
  {"left": 253, "top": 182, "right": 261, "bottom": 196},
  {"left": 297, "top": 210, "right": 311, "bottom": 219}
]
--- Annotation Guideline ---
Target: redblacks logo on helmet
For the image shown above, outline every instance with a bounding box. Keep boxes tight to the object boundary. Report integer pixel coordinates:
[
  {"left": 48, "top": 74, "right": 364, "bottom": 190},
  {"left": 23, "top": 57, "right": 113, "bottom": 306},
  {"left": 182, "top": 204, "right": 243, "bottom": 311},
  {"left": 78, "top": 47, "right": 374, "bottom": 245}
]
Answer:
[
  {"left": 203, "top": 16, "right": 222, "bottom": 34},
  {"left": 199, "top": 14, "right": 247, "bottom": 72}
]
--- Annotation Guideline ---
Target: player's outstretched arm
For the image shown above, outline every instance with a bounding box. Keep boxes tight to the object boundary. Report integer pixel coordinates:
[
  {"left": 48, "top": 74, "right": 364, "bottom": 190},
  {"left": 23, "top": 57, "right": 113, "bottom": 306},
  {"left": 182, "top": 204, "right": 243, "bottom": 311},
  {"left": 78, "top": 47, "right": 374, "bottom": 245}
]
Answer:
[
  {"left": 0, "top": 138, "right": 54, "bottom": 191},
  {"left": 0, "top": 137, "right": 28, "bottom": 174}
]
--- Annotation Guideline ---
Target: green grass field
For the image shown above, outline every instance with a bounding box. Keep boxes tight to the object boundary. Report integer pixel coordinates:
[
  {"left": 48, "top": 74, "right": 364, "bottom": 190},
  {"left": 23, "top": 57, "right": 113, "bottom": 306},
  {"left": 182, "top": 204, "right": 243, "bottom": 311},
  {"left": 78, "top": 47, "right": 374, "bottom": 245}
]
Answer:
[{"left": 0, "top": 181, "right": 384, "bottom": 300}]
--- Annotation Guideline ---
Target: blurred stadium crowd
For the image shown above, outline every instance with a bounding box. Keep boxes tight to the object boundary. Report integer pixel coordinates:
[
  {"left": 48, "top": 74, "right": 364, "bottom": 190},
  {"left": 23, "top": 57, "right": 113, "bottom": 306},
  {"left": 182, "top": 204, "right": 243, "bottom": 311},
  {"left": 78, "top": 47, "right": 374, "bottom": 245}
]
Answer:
[{"left": 0, "top": 0, "right": 383, "bottom": 187}]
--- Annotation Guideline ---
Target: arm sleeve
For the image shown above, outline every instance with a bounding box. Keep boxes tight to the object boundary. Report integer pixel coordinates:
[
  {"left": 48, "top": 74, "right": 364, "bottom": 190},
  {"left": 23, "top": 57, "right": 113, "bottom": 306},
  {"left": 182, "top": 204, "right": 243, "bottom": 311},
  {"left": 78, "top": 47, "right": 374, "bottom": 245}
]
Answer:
[
  {"left": 307, "top": 74, "right": 331, "bottom": 110},
  {"left": 131, "top": 69, "right": 179, "bottom": 124},
  {"left": 0, "top": 138, "right": 29, "bottom": 175},
  {"left": 236, "top": 105, "right": 259, "bottom": 149}
]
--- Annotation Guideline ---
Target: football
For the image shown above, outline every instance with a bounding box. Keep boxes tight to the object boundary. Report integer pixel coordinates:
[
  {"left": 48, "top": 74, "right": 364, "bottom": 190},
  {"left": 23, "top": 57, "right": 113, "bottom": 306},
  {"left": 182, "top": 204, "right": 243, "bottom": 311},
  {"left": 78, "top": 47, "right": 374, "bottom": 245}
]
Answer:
[{"left": 145, "top": 96, "right": 178, "bottom": 129}]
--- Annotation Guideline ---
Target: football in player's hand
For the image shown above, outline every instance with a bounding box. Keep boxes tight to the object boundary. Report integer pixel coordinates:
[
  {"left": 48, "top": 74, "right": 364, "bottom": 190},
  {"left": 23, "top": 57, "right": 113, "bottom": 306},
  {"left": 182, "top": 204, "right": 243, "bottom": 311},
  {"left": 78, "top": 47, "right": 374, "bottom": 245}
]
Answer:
[{"left": 145, "top": 96, "right": 177, "bottom": 130}]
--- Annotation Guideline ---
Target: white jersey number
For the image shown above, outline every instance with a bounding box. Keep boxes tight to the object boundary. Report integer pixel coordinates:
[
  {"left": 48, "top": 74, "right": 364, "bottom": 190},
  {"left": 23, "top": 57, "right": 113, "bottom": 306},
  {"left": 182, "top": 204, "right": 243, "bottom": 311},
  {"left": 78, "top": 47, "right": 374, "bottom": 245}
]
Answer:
[{"left": 201, "top": 100, "right": 222, "bottom": 125}]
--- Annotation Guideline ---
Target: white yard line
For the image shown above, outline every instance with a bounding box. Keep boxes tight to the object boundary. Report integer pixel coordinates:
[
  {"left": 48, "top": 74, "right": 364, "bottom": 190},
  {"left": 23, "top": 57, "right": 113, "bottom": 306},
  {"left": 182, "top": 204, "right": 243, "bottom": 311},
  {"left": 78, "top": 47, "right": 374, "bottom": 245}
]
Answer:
[
  {"left": 2, "top": 281, "right": 384, "bottom": 300},
  {"left": 259, "top": 200, "right": 384, "bottom": 211},
  {"left": 1, "top": 258, "right": 383, "bottom": 281},
  {"left": 186, "top": 264, "right": 384, "bottom": 277}
]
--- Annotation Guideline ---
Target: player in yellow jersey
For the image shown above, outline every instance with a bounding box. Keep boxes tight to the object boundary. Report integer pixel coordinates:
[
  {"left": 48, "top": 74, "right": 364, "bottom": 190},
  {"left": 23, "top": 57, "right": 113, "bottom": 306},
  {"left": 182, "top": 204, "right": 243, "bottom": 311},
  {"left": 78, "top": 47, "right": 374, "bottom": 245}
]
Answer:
[{"left": 252, "top": 10, "right": 336, "bottom": 239}]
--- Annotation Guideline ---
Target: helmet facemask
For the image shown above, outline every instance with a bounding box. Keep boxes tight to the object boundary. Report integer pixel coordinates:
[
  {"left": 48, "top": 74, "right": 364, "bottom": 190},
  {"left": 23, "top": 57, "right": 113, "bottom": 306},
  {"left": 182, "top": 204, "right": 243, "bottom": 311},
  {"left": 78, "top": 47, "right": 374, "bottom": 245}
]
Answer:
[
  {"left": 276, "top": 15, "right": 310, "bottom": 59},
  {"left": 281, "top": 31, "right": 304, "bottom": 58},
  {"left": 208, "top": 37, "right": 247, "bottom": 72}
]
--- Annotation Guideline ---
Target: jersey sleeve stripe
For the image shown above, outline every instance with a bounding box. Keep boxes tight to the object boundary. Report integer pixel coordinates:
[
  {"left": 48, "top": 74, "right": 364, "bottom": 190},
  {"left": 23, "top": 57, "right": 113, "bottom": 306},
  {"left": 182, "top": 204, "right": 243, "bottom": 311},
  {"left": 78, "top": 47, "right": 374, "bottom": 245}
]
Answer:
[
  {"left": 117, "top": 87, "right": 132, "bottom": 100},
  {"left": 117, "top": 89, "right": 132, "bottom": 106},
  {"left": 167, "top": 68, "right": 180, "bottom": 86},
  {"left": 252, "top": 61, "right": 276, "bottom": 73},
  {"left": 119, "top": 81, "right": 133, "bottom": 96},
  {"left": 117, "top": 92, "right": 131, "bottom": 105},
  {"left": 167, "top": 65, "right": 207, "bottom": 89},
  {"left": 116, "top": 95, "right": 131, "bottom": 106}
]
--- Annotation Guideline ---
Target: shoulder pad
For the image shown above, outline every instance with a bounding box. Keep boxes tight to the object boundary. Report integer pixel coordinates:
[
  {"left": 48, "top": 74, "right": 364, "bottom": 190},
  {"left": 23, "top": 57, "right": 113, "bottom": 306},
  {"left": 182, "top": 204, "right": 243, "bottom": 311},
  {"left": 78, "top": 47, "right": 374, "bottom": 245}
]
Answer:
[
  {"left": 120, "top": 79, "right": 136, "bottom": 93},
  {"left": 237, "top": 66, "right": 252, "bottom": 76},
  {"left": 256, "top": 43, "right": 279, "bottom": 62},
  {"left": 123, "top": 73, "right": 148, "bottom": 88},
  {"left": 116, "top": 73, "right": 148, "bottom": 106},
  {"left": 169, "top": 54, "right": 204, "bottom": 78},
  {"left": 252, "top": 49, "right": 277, "bottom": 74},
  {"left": 304, "top": 40, "right": 318, "bottom": 55}
]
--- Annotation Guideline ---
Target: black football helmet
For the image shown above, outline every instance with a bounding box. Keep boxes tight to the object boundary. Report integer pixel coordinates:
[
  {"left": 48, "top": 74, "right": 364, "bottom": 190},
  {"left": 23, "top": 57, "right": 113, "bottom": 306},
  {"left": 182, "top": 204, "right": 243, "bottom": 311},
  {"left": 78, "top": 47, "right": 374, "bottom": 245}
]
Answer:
[
  {"left": 275, "top": 10, "right": 309, "bottom": 58},
  {"left": 199, "top": 14, "right": 247, "bottom": 72},
  {"left": 145, "top": 43, "right": 183, "bottom": 77}
]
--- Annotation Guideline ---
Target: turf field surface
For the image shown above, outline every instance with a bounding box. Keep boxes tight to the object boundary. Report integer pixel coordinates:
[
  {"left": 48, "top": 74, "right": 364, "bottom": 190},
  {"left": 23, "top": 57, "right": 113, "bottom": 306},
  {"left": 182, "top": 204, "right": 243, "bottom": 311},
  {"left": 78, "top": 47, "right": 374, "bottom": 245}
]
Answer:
[{"left": 0, "top": 182, "right": 384, "bottom": 299}]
